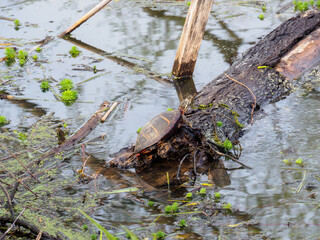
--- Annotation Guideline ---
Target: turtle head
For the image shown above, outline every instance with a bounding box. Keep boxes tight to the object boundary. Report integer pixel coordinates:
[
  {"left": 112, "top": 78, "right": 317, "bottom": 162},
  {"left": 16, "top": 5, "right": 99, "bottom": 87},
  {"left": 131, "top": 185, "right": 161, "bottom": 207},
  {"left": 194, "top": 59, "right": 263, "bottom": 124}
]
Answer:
[{"left": 179, "top": 95, "right": 194, "bottom": 113}]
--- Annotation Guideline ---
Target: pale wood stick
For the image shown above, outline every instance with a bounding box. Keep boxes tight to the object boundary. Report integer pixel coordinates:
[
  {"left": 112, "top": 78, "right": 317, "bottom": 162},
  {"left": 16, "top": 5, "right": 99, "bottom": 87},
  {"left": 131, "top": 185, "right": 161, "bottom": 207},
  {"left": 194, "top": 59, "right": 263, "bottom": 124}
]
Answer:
[
  {"left": 59, "top": 0, "right": 113, "bottom": 37},
  {"left": 172, "top": 0, "right": 213, "bottom": 77},
  {"left": 100, "top": 101, "right": 118, "bottom": 122}
]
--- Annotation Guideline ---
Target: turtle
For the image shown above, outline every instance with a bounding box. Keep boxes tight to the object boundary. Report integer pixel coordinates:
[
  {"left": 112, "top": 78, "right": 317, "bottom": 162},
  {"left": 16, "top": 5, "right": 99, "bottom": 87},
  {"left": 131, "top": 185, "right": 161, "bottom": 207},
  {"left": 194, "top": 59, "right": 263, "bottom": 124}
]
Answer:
[{"left": 134, "top": 96, "right": 193, "bottom": 154}]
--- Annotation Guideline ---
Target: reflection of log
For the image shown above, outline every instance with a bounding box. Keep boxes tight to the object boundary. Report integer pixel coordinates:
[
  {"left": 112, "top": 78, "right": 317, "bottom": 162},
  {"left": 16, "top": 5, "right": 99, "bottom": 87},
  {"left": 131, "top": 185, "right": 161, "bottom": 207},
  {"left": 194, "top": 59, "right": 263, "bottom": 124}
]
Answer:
[{"left": 109, "top": 10, "right": 320, "bottom": 175}]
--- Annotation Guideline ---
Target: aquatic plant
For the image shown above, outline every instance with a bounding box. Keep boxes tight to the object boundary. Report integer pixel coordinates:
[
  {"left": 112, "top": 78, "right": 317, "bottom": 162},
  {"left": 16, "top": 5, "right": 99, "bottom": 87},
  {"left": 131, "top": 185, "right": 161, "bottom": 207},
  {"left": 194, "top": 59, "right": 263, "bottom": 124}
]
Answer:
[
  {"left": 186, "top": 192, "right": 193, "bottom": 198},
  {"left": 14, "top": 19, "right": 21, "bottom": 29},
  {"left": 258, "top": 14, "right": 265, "bottom": 20},
  {"left": 90, "top": 234, "right": 97, "bottom": 240},
  {"left": 35, "top": 47, "right": 42, "bottom": 53},
  {"left": 153, "top": 231, "right": 166, "bottom": 239},
  {"left": 216, "top": 121, "right": 223, "bottom": 127},
  {"left": 282, "top": 159, "right": 292, "bottom": 166},
  {"left": 148, "top": 200, "right": 155, "bottom": 207},
  {"left": 59, "top": 78, "right": 74, "bottom": 92},
  {"left": 136, "top": 127, "right": 142, "bottom": 134},
  {"left": 295, "top": 158, "right": 304, "bottom": 166},
  {"left": 293, "top": 0, "right": 311, "bottom": 11},
  {"left": 40, "top": 80, "right": 50, "bottom": 92},
  {"left": 32, "top": 54, "right": 38, "bottom": 61},
  {"left": 222, "top": 202, "right": 232, "bottom": 210},
  {"left": 61, "top": 89, "right": 78, "bottom": 103},
  {"left": 17, "top": 49, "right": 28, "bottom": 60},
  {"left": 223, "top": 139, "right": 233, "bottom": 152},
  {"left": 179, "top": 219, "right": 187, "bottom": 228},
  {"left": 0, "top": 116, "right": 9, "bottom": 126},
  {"left": 214, "top": 192, "right": 221, "bottom": 199},
  {"left": 317, "top": 1, "right": 320, "bottom": 7},
  {"left": 19, "top": 59, "right": 26, "bottom": 67},
  {"left": 4, "top": 47, "right": 16, "bottom": 65},
  {"left": 69, "top": 46, "right": 80, "bottom": 58},
  {"left": 82, "top": 225, "right": 88, "bottom": 231},
  {"left": 167, "top": 107, "right": 173, "bottom": 111},
  {"left": 186, "top": 1, "right": 191, "bottom": 6},
  {"left": 164, "top": 202, "right": 179, "bottom": 213},
  {"left": 200, "top": 188, "right": 206, "bottom": 195}
]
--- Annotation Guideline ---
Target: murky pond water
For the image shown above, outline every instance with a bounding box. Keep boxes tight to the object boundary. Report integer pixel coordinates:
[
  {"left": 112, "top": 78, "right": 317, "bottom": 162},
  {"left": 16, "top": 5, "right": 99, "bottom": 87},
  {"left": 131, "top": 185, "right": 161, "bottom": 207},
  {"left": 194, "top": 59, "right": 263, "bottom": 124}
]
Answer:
[{"left": 1, "top": 0, "right": 320, "bottom": 239}]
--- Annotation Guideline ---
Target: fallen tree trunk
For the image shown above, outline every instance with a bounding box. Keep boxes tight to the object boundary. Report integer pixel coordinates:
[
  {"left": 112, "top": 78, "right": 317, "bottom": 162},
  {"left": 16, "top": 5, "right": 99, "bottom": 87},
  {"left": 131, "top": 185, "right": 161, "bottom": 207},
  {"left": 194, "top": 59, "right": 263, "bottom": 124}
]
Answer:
[{"left": 109, "top": 10, "right": 320, "bottom": 182}]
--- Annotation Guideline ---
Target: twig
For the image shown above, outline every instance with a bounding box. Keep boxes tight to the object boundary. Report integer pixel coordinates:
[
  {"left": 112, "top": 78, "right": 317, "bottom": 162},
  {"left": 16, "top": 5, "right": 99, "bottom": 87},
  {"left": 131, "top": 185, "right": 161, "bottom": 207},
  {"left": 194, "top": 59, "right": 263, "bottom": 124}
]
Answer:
[
  {"left": 0, "top": 182, "right": 13, "bottom": 218},
  {"left": 0, "top": 207, "right": 26, "bottom": 240},
  {"left": 0, "top": 143, "right": 40, "bottom": 182},
  {"left": 296, "top": 170, "right": 308, "bottom": 194},
  {"left": 101, "top": 101, "right": 118, "bottom": 122},
  {"left": 59, "top": 0, "right": 113, "bottom": 37},
  {"left": 224, "top": 73, "right": 256, "bottom": 125},
  {"left": 0, "top": 162, "right": 38, "bottom": 197},
  {"left": 208, "top": 142, "right": 252, "bottom": 169}
]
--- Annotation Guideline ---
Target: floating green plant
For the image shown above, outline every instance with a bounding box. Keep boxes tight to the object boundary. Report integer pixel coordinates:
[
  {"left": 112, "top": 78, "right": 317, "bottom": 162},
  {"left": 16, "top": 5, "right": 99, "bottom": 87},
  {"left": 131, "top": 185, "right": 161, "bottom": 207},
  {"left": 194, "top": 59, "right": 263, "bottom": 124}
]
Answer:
[
  {"left": 214, "top": 192, "right": 221, "bottom": 199},
  {"left": 40, "top": 80, "right": 50, "bottom": 92},
  {"left": 216, "top": 121, "right": 223, "bottom": 127},
  {"left": 136, "top": 127, "right": 142, "bottom": 134},
  {"left": 186, "top": 192, "right": 193, "bottom": 198},
  {"left": 32, "top": 54, "right": 38, "bottom": 61},
  {"left": 17, "top": 49, "right": 28, "bottom": 60},
  {"left": 14, "top": 19, "right": 21, "bottom": 30},
  {"left": 282, "top": 159, "right": 292, "bottom": 166},
  {"left": 59, "top": 78, "right": 74, "bottom": 92},
  {"left": 295, "top": 158, "right": 304, "bottom": 166},
  {"left": 61, "top": 89, "right": 78, "bottom": 103},
  {"left": 4, "top": 47, "right": 16, "bottom": 65},
  {"left": 153, "top": 231, "right": 166, "bottom": 239},
  {"left": 82, "top": 225, "right": 88, "bottom": 231},
  {"left": 179, "top": 219, "right": 187, "bottom": 228},
  {"left": 223, "top": 139, "right": 233, "bottom": 152},
  {"left": 167, "top": 107, "right": 173, "bottom": 111},
  {"left": 222, "top": 202, "right": 232, "bottom": 210},
  {"left": 258, "top": 14, "right": 265, "bottom": 20},
  {"left": 0, "top": 116, "right": 9, "bottom": 126},
  {"left": 35, "top": 47, "right": 42, "bottom": 53},
  {"left": 148, "top": 200, "right": 155, "bottom": 207},
  {"left": 69, "top": 46, "right": 80, "bottom": 58},
  {"left": 186, "top": 1, "right": 191, "bottom": 6},
  {"left": 164, "top": 202, "right": 179, "bottom": 213},
  {"left": 200, "top": 188, "right": 206, "bottom": 195}
]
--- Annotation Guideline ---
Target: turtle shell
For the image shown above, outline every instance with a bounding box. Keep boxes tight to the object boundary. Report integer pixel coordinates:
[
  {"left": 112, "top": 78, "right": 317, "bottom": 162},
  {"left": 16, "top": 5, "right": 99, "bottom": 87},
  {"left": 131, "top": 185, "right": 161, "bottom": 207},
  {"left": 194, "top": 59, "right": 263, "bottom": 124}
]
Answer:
[{"left": 135, "top": 109, "right": 182, "bottom": 153}]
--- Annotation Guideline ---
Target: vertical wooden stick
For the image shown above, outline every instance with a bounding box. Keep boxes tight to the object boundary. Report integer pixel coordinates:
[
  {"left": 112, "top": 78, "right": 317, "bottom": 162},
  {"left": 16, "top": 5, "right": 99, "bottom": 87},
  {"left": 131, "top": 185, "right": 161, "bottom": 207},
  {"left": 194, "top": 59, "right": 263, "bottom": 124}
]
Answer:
[
  {"left": 59, "top": 0, "right": 113, "bottom": 37},
  {"left": 172, "top": 0, "right": 213, "bottom": 78}
]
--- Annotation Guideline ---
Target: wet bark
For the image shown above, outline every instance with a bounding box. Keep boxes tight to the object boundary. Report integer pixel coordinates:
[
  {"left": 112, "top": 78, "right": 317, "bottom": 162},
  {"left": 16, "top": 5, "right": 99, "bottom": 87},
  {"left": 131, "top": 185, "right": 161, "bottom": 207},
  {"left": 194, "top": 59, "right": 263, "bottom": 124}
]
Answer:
[{"left": 109, "top": 10, "right": 320, "bottom": 173}]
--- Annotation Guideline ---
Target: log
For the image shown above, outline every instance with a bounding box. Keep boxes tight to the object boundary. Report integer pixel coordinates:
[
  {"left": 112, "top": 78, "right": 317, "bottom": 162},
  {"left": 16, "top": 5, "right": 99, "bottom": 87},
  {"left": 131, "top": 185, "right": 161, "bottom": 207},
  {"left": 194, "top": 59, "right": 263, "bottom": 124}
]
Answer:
[
  {"left": 172, "top": 0, "right": 213, "bottom": 77},
  {"left": 109, "top": 10, "right": 320, "bottom": 180}
]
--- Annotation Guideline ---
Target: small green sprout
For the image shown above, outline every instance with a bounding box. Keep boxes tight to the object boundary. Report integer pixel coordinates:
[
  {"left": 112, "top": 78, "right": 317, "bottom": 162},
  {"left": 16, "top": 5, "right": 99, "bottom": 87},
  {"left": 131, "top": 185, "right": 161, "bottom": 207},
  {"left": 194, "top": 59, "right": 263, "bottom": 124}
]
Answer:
[
  {"left": 262, "top": 6, "right": 266, "bottom": 12},
  {"left": 4, "top": 47, "right": 16, "bottom": 65},
  {"left": 167, "top": 108, "right": 173, "bottom": 111},
  {"left": 214, "top": 192, "right": 221, "bottom": 199},
  {"left": 223, "top": 139, "right": 233, "bottom": 152},
  {"left": 17, "top": 50, "right": 28, "bottom": 60},
  {"left": 179, "top": 219, "right": 187, "bottom": 228},
  {"left": 171, "top": 202, "right": 178, "bottom": 213},
  {"left": 186, "top": 192, "right": 193, "bottom": 198},
  {"left": 40, "top": 80, "right": 50, "bottom": 92},
  {"left": 282, "top": 159, "right": 292, "bottom": 166},
  {"left": 295, "top": 158, "right": 304, "bottom": 166},
  {"left": 18, "top": 132, "right": 27, "bottom": 142},
  {"left": 61, "top": 89, "right": 78, "bottom": 103},
  {"left": 19, "top": 59, "right": 26, "bottom": 67},
  {"left": 69, "top": 46, "right": 80, "bottom": 58},
  {"left": 154, "top": 231, "right": 166, "bottom": 239},
  {"left": 93, "top": 65, "right": 97, "bottom": 73},
  {"left": 59, "top": 78, "right": 74, "bottom": 92},
  {"left": 148, "top": 201, "right": 155, "bottom": 207},
  {"left": 164, "top": 205, "right": 172, "bottom": 213},
  {"left": 222, "top": 202, "right": 232, "bottom": 210},
  {"left": 14, "top": 19, "right": 21, "bottom": 29},
  {"left": 35, "top": 47, "right": 42, "bottom": 53},
  {"left": 216, "top": 121, "right": 223, "bottom": 127},
  {"left": 0, "top": 116, "right": 9, "bottom": 126},
  {"left": 186, "top": 1, "right": 191, "bottom": 6},
  {"left": 258, "top": 14, "right": 265, "bottom": 20},
  {"left": 136, "top": 127, "right": 142, "bottom": 134},
  {"left": 90, "top": 234, "right": 97, "bottom": 240},
  {"left": 200, "top": 188, "right": 206, "bottom": 195},
  {"left": 32, "top": 54, "right": 38, "bottom": 61},
  {"left": 82, "top": 225, "right": 88, "bottom": 231}
]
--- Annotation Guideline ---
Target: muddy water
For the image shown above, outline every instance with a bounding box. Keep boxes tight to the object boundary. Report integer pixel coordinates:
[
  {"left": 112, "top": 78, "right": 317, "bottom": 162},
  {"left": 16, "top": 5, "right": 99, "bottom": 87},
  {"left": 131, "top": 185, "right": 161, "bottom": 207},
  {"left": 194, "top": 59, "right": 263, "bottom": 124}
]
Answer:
[{"left": 1, "top": 0, "right": 320, "bottom": 239}]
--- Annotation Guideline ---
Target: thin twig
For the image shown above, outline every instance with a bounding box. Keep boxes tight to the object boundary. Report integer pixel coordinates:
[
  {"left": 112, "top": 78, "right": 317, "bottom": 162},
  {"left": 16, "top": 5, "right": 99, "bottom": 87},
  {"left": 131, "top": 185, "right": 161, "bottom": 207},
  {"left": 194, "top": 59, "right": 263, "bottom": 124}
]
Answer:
[
  {"left": 0, "top": 182, "right": 13, "bottom": 218},
  {"left": 0, "top": 207, "right": 26, "bottom": 240},
  {"left": 100, "top": 101, "right": 118, "bottom": 122},
  {"left": 0, "top": 143, "right": 40, "bottom": 182},
  {"left": 224, "top": 73, "right": 256, "bottom": 125},
  {"left": 208, "top": 142, "right": 252, "bottom": 169}
]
